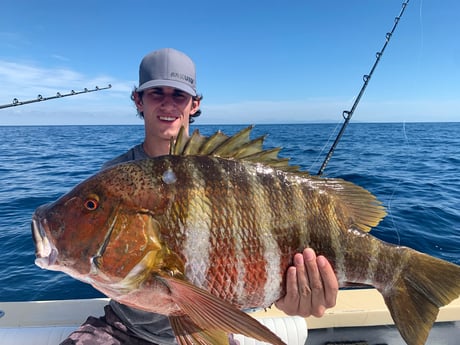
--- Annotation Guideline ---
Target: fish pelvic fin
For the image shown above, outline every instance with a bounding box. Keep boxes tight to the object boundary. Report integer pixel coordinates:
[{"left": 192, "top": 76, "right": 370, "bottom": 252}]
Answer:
[
  {"left": 382, "top": 251, "right": 460, "bottom": 345},
  {"left": 170, "top": 314, "right": 229, "bottom": 345},
  {"left": 158, "top": 275, "right": 286, "bottom": 345}
]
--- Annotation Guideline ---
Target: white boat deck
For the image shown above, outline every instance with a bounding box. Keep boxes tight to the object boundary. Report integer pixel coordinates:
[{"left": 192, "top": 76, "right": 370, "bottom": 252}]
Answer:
[{"left": 0, "top": 289, "right": 459, "bottom": 344}]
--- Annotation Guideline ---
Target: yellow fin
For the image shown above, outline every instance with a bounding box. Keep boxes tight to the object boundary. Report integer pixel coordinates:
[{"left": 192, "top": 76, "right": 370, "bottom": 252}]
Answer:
[
  {"left": 170, "top": 315, "right": 229, "bottom": 345},
  {"left": 183, "top": 130, "right": 207, "bottom": 155},
  {"left": 169, "top": 126, "right": 187, "bottom": 155},
  {"left": 232, "top": 135, "right": 265, "bottom": 158},
  {"left": 170, "top": 126, "right": 385, "bottom": 231},
  {"left": 315, "top": 178, "right": 387, "bottom": 232},
  {"left": 170, "top": 126, "right": 298, "bottom": 173},
  {"left": 211, "top": 125, "right": 253, "bottom": 156},
  {"left": 198, "top": 130, "right": 228, "bottom": 154},
  {"left": 159, "top": 275, "right": 285, "bottom": 345},
  {"left": 382, "top": 250, "right": 460, "bottom": 345}
]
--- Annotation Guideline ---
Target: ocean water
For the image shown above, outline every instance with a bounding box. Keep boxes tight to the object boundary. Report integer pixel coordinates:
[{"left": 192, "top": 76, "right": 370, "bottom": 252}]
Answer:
[{"left": 0, "top": 122, "right": 459, "bottom": 302}]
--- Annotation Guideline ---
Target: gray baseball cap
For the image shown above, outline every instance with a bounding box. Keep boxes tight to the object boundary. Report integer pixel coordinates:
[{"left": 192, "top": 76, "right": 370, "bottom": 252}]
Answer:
[{"left": 136, "top": 48, "right": 196, "bottom": 96}]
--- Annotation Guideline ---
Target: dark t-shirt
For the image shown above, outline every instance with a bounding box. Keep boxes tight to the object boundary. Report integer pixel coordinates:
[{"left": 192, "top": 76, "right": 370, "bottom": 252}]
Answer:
[{"left": 103, "top": 143, "right": 177, "bottom": 345}]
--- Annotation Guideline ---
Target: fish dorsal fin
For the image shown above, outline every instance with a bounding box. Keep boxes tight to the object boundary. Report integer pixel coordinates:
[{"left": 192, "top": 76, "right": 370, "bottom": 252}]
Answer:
[
  {"left": 170, "top": 125, "right": 301, "bottom": 173},
  {"left": 317, "top": 178, "right": 387, "bottom": 232},
  {"left": 170, "top": 126, "right": 386, "bottom": 231}
]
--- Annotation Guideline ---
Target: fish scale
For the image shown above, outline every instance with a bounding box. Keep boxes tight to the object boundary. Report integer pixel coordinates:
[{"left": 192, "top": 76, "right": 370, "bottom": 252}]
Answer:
[
  {"left": 32, "top": 126, "right": 460, "bottom": 345},
  {"left": 179, "top": 156, "right": 274, "bottom": 307}
]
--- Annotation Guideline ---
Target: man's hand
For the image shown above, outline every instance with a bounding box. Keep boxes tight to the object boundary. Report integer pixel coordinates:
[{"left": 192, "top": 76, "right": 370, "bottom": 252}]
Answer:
[{"left": 275, "top": 248, "right": 338, "bottom": 317}]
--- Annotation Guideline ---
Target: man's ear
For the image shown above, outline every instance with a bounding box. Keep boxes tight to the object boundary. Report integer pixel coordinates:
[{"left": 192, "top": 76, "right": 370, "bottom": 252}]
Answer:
[
  {"left": 133, "top": 92, "right": 143, "bottom": 111},
  {"left": 190, "top": 98, "right": 201, "bottom": 115}
]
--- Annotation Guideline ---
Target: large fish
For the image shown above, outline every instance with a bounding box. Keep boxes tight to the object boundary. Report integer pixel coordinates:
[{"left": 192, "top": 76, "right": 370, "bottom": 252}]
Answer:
[{"left": 32, "top": 126, "right": 460, "bottom": 345}]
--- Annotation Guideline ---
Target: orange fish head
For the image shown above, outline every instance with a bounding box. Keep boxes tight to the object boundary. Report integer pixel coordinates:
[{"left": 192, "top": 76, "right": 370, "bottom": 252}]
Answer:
[{"left": 31, "top": 165, "right": 182, "bottom": 293}]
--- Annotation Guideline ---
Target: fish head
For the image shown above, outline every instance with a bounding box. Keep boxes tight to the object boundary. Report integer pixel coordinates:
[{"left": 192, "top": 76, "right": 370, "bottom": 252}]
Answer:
[{"left": 31, "top": 162, "right": 184, "bottom": 293}]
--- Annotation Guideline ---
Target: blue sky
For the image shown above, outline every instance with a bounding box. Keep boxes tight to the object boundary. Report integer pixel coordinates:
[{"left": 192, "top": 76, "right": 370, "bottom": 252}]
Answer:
[{"left": 0, "top": 0, "right": 459, "bottom": 125}]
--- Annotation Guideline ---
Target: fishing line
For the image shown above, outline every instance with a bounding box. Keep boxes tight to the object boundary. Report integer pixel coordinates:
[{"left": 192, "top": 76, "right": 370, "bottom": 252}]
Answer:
[
  {"left": 373, "top": 1, "right": 427, "bottom": 246},
  {"left": 386, "top": 175, "right": 403, "bottom": 246},
  {"left": 0, "top": 84, "right": 112, "bottom": 110},
  {"left": 384, "top": 121, "right": 412, "bottom": 246},
  {"left": 419, "top": 0, "right": 424, "bottom": 51},
  {"left": 307, "top": 120, "right": 342, "bottom": 173},
  {"left": 317, "top": 0, "right": 410, "bottom": 176}
]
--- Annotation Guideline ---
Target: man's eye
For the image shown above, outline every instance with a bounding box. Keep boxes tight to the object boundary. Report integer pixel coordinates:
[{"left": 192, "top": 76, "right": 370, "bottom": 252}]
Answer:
[
  {"left": 174, "top": 94, "right": 186, "bottom": 100},
  {"left": 149, "top": 91, "right": 164, "bottom": 99}
]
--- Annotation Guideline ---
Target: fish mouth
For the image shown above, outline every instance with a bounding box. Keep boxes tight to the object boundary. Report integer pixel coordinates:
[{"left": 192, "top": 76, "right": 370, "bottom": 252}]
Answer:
[{"left": 31, "top": 216, "right": 58, "bottom": 268}]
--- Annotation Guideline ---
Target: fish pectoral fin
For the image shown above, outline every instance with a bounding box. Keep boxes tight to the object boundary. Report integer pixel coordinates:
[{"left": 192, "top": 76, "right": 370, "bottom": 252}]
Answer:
[
  {"left": 169, "top": 314, "right": 229, "bottom": 345},
  {"left": 158, "top": 275, "right": 285, "bottom": 345}
]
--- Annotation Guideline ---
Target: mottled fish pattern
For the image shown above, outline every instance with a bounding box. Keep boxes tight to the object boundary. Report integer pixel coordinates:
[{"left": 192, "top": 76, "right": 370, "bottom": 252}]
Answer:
[{"left": 32, "top": 126, "right": 460, "bottom": 345}]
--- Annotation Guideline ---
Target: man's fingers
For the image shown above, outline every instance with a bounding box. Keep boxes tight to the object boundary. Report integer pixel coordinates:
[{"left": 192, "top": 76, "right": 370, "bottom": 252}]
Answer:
[
  {"left": 275, "top": 249, "right": 339, "bottom": 318},
  {"left": 303, "top": 248, "right": 326, "bottom": 317},
  {"left": 317, "top": 255, "right": 339, "bottom": 308},
  {"left": 274, "top": 266, "right": 299, "bottom": 315},
  {"left": 294, "top": 251, "right": 312, "bottom": 316}
]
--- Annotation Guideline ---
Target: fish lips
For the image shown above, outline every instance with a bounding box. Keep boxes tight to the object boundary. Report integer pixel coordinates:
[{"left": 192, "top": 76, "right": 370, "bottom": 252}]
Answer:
[{"left": 31, "top": 215, "right": 59, "bottom": 268}]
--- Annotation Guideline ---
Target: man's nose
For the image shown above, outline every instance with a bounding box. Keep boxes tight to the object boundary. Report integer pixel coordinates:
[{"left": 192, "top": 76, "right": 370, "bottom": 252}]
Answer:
[{"left": 161, "top": 95, "right": 176, "bottom": 105}]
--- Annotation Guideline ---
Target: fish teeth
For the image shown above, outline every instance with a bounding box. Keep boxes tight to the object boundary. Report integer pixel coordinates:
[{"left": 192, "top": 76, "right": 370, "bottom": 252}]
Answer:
[
  {"left": 32, "top": 217, "right": 59, "bottom": 268},
  {"left": 32, "top": 218, "right": 50, "bottom": 257}
]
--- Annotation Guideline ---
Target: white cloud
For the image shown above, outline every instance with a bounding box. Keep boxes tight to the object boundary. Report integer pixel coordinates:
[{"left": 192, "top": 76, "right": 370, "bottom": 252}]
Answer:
[
  {"left": 201, "top": 99, "right": 345, "bottom": 124},
  {"left": 0, "top": 60, "right": 130, "bottom": 100},
  {"left": 1, "top": 60, "right": 458, "bottom": 126},
  {"left": 201, "top": 98, "right": 460, "bottom": 124},
  {"left": 0, "top": 59, "right": 137, "bottom": 125},
  {"left": 50, "top": 54, "right": 70, "bottom": 62}
]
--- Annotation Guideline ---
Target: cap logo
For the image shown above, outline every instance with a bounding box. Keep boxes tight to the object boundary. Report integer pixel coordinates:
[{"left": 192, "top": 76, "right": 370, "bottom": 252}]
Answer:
[{"left": 170, "top": 72, "right": 194, "bottom": 85}]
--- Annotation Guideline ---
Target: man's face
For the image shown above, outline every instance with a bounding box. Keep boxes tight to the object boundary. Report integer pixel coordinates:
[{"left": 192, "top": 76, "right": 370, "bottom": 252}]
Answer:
[{"left": 137, "top": 86, "right": 200, "bottom": 141}]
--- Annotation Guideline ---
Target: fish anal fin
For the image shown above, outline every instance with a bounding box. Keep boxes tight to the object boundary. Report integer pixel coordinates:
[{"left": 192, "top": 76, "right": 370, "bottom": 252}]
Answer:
[
  {"left": 382, "top": 250, "right": 460, "bottom": 345},
  {"left": 160, "top": 275, "right": 286, "bottom": 345}
]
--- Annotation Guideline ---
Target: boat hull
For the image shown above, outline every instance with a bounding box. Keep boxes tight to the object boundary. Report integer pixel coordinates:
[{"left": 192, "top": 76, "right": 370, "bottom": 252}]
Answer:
[{"left": 0, "top": 289, "right": 459, "bottom": 345}]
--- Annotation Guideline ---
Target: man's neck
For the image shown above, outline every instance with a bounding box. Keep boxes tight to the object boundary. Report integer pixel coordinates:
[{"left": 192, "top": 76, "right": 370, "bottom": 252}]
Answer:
[{"left": 142, "top": 139, "right": 170, "bottom": 158}]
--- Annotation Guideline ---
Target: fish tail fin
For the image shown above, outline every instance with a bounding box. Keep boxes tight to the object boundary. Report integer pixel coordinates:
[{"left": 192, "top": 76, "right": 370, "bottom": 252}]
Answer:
[{"left": 382, "top": 251, "right": 460, "bottom": 345}]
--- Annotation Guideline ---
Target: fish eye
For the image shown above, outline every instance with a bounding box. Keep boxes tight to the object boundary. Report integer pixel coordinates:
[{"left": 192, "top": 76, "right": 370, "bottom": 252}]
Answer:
[{"left": 84, "top": 195, "right": 99, "bottom": 211}]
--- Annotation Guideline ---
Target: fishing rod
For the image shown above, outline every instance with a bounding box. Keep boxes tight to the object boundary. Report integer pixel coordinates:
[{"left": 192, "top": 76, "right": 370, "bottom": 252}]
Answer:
[
  {"left": 317, "top": 0, "right": 410, "bottom": 176},
  {"left": 0, "top": 84, "right": 112, "bottom": 110}
]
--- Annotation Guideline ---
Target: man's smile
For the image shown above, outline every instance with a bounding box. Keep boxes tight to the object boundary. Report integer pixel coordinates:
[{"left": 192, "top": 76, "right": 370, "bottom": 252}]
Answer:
[{"left": 158, "top": 116, "right": 179, "bottom": 122}]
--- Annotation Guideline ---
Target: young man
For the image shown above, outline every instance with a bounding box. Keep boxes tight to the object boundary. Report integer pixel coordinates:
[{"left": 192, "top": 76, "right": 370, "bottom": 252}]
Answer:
[{"left": 61, "top": 48, "right": 338, "bottom": 345}]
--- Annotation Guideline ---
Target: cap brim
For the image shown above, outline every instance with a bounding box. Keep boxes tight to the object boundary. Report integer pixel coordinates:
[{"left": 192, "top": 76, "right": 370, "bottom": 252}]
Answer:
[{"left": 136, "top": 80, "right": 196, "bottom": 96}]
